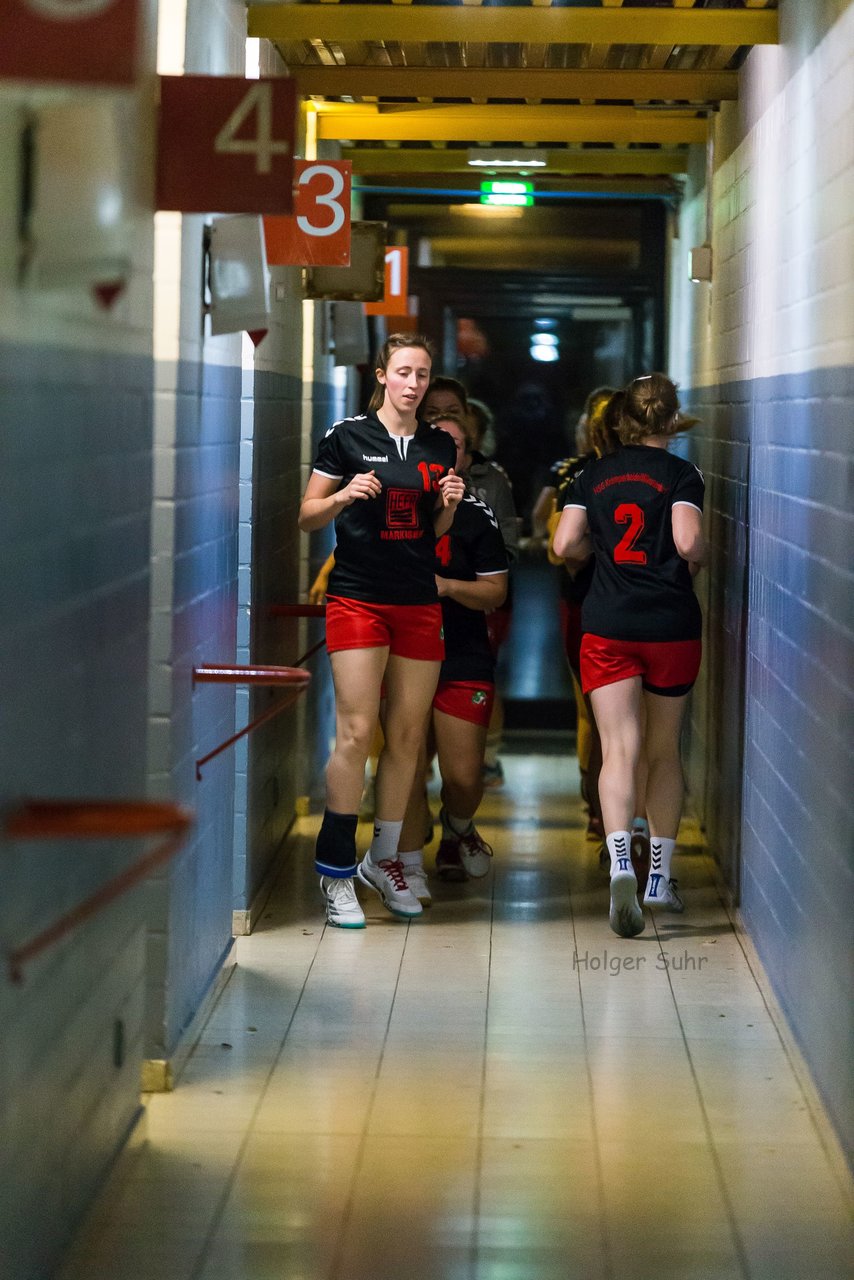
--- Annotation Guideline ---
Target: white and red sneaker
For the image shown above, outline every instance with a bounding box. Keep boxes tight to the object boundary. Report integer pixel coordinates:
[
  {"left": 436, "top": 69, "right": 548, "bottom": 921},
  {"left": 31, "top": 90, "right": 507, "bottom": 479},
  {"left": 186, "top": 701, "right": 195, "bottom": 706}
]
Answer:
[{"left": 356, "top": 856, "right": 423, "bottom": 918}]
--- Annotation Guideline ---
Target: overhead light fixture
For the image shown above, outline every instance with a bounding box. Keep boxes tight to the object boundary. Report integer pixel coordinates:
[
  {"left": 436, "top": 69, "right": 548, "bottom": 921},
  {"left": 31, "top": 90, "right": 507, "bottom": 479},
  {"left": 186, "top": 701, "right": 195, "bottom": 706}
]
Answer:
[{"left": 468, "top": 148, "right": 548, "bottom": 170}]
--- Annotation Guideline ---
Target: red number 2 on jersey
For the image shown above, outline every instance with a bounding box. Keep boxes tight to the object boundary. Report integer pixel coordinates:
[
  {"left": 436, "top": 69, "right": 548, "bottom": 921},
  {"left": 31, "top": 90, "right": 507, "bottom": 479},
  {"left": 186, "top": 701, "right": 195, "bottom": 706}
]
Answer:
[{"left": 613, "top": 503, "right": 647, "bottom": 564}]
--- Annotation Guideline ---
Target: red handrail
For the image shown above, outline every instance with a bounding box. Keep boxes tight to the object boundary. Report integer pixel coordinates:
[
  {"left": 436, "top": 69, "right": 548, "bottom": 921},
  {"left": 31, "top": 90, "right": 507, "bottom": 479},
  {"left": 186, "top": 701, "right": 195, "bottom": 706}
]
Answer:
[
  {"left": 3, "top": 799, "right": 193, "bottom": 984},
  {"left": 268, "top": 604, "right": 326, "bottom": 618},
  {"left": 193, "top": 664, "right": 311, "bottom": 779},
  {"left": 268, "top": 602, "right": 328, "bottom": 667}
]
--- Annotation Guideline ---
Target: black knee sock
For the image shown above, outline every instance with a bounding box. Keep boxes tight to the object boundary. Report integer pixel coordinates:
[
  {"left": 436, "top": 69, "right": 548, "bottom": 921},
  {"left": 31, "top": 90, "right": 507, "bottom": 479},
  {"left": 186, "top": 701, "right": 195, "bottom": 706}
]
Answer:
[{"left": 315, "top": 809, "right": 358, "bottom": 878}]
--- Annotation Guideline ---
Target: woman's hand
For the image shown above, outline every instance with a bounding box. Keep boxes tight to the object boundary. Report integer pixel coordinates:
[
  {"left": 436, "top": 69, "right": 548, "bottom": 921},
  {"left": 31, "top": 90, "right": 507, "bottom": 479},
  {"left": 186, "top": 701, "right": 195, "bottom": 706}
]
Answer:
[
  {"left": 438, "top": 467, "right": 465, "bottom": 510},
  {"left": 341, "top": 470, "right": 382, "bottom": 505}
]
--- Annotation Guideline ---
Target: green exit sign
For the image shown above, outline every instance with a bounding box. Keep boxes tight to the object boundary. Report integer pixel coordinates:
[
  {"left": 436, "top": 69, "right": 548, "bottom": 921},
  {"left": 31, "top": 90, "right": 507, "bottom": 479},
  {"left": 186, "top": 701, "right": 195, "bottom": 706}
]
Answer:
[{"left": 480, "top": 180, "right": 534, "bottom": 207}]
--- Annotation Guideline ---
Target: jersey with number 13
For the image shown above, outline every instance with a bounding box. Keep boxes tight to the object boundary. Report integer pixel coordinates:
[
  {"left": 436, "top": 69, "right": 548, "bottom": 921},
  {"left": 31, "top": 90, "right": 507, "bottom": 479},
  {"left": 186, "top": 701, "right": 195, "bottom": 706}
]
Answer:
[
  {"left": 566, "top": 444, "right": 705, "bottom": 642},
  {"left": 312, "top": 413, "right": 457, "bottom": 605}
]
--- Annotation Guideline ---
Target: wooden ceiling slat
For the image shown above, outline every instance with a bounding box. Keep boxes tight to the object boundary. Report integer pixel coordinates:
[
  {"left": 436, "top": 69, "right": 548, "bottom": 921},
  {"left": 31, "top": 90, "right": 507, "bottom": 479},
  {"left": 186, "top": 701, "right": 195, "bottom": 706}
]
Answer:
[
  {"left": 316, "top": 104, "right": 707, "bottom": 144},
  {"left": 285, "top": 66, "right": 739, "bottom": 101},
  {"left": 344, "top": 147, "right": 690, "bottom": 176},
  {"left": 249, "top": 6, "right": 779, "bottom": 48}
]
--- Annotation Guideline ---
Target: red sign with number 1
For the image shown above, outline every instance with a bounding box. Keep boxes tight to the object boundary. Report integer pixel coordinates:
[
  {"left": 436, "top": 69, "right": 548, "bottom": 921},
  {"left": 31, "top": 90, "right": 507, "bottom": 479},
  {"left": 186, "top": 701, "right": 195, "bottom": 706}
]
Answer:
[
  {"left": 264, "top": 161, "right": 352, "bottom": 267},
  {"left": 157, "top": 76, "right": 296, "bottom": 214}
]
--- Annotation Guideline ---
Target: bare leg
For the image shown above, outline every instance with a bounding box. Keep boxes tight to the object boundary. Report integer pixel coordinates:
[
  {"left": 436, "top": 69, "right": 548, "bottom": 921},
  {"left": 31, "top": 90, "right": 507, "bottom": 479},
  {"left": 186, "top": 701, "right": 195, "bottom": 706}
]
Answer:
[
  {"left": 326, "top": 647, "right": 387, "bottom": 813},
  {"left": 589, "top": 677, "right": 645, "bottom": 938},
  {"left": 434, "top": 709, "right": 487, "bottom": 820},
  {"left": 589, "top": 677, "right": 643, "bottom": 835},
  {"left": 375, "top": 655, "right": 441, "bottom": 823},
  {"left": 399, "top": 737, "right": 431, "bottom": 853},
  {"left": 642, "top": 690, "right": 690, "bottom": 839}
]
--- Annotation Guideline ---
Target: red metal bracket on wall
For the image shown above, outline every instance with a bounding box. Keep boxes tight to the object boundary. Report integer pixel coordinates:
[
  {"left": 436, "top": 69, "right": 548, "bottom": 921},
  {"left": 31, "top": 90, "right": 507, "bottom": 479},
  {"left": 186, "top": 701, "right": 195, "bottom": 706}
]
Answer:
[
  {"left": 192, "top": 664, "right": 311, "bottom": 780},
  {"left": 3, "top": 799, "right": 193, "bottom": 984},
  {"left": 268, "top": 602, "right": 327, "bottom": 667}
]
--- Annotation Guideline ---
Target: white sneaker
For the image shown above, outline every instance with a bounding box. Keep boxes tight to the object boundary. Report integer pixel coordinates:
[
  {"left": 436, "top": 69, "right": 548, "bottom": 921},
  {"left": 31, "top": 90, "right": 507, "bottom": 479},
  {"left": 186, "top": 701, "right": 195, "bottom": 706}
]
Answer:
[
  {"left": 319, "top": 876, "right": 366, "bottom": 929},
  {"left": 458, "top": 826, "right": 494, "bottom": 878},
  {"left": 356, "top": 856, "right": 423, "bottom": 919},
  {"left": 643, "top": 875, "right": 684, "bottom": 912},
  {"left": 401, "top": 863, "right": 432, "bottom": 905},
  {"left": 609, "top": 870, "right": 645, "bottom": 938}
]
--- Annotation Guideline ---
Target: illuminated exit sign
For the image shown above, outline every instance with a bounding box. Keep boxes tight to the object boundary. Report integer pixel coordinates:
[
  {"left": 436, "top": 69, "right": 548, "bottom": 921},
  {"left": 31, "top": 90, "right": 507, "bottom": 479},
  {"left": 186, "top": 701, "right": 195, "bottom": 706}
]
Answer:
[{"left": 480, "top": 181, "right": 534, "bottom": 207}]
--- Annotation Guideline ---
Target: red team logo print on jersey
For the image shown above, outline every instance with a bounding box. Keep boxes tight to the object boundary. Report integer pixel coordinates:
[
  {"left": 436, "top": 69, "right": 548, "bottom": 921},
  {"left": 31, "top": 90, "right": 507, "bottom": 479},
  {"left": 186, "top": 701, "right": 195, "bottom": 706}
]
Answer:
[{"left": 381, "top": 489, "right": 422, "bottom": 540}]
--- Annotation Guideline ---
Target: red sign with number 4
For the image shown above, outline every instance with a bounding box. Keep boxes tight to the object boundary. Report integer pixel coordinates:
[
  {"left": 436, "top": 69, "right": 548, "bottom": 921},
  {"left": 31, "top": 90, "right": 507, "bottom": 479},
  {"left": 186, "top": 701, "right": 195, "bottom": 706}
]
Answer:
[
  {"left": 264, "top": 161, "right": 352, "bottom": 267},
  {"left": 157, "top": 76, "right": 296, "bottom": 214}
]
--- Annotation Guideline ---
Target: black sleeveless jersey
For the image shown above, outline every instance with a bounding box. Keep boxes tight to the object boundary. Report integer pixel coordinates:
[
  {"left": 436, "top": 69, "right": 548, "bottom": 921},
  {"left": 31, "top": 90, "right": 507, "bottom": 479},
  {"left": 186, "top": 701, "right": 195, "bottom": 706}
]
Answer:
[
  {"left": 566, "top": 444, "right": 705, "bottom": 642},
  {"left": 312, "top": 413, "right": 457, "bottom": 605},
  {"left": 436, "top": 493, "right": 508, "bottom": 683}
]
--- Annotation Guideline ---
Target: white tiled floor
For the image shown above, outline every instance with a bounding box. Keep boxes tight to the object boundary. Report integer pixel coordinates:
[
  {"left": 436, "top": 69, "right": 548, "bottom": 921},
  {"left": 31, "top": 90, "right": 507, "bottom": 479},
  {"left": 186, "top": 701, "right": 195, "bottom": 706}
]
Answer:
[{"left": 58, "top": 748, "right": 854, "bottom": 1280}]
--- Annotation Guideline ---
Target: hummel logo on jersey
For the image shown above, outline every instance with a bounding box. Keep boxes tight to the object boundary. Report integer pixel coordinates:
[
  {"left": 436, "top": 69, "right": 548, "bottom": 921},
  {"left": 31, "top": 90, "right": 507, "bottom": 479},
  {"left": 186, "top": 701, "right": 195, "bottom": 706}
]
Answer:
[
  {"left": 362, "top": 454, "right": 388, "bottom": 463},
  {"left": 463, "top": 493, "right": 500, "bottom": 530}
]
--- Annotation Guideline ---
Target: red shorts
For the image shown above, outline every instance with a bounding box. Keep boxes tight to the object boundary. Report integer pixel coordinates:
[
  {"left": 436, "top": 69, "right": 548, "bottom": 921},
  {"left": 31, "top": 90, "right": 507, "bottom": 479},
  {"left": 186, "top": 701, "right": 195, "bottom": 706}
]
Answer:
[
  {"left": 485, "top": 607, "right": 512, "bottom": 657},
  {"left": 433, "top": 680, "right": 495, "bottom": 727},
  {"left": 325, "top": 596, "right": 444, "bottom": 661},
  {"left": 581, "top": 633, "right": 701, "bottom": 697}
]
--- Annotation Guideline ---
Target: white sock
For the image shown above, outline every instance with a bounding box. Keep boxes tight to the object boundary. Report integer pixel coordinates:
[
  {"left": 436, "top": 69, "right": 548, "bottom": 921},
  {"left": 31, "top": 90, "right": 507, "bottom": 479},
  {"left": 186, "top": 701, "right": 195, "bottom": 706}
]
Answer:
[
  {"left": 368, "top": 819, "right": 403, "bottom": 864},
  {"left": 606, "top": 831, "right": 633, "bottom": 878},
  {"left": 650, "top": 836, "right": 676, "bottom": 881},
  {"left": 442, "top": 809, "right": 474, "bottom": 839},
  {"left": 399, "top": 850, "right": 424, "bottom": 872}
]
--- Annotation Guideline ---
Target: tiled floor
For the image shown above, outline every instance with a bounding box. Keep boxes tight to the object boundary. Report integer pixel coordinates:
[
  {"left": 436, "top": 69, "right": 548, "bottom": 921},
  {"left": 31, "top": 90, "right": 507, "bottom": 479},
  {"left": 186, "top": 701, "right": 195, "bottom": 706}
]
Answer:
[{"left": 58, "top": 746, "right": 853, "bottom": 1280}]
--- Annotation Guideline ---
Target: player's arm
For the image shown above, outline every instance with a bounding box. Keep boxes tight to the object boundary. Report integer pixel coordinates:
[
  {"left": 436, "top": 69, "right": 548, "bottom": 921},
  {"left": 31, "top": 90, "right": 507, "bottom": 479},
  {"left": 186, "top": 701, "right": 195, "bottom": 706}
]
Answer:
[
  {"left": 552, "top": 505, "right": 592, "bottom": 565},
  {"left": 436, "top": 571, "right": 508, "bottom": 612},
  {"left": 298, "top": 470, "right": 381, "bottom": 532},
  {"left": 308, "top": 551, "right": 336, "bottom": 603},
  {"left": 433, "top": 468, "right": 465, "bottom": 536},
  {"left": 672, "top": 503, "right": 708, "bottom": 569}
]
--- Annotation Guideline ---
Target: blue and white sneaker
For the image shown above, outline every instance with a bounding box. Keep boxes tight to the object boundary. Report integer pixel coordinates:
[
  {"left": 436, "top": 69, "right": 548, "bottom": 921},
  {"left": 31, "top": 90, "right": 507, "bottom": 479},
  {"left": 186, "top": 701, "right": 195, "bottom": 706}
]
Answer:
[
  {"left": 643, "top": 875, "right": 684, "bottom": 912},
  {"left": 319, "top": 876, "right": 366, "bottom": 929},
  {"left": 609, "top": 870, "right": 645, "bottom": 938}
]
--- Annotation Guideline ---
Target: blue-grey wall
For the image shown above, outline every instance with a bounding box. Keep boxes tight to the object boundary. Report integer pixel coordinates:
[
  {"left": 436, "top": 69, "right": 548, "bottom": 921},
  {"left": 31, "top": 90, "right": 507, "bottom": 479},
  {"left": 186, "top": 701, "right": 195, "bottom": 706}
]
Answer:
[
  {"left": 147, "top": 357, "right": 241, "bottom": 1059},
  {"left": 682, "top": 365, "right": 853, "bottom": 1160},
  {"left": 0, "top": 341, "right": 154, "bottom": 1279},
  {"left": 742, "top": 366, "right": 853, "bottom": 1155},
  {"left": 233, "top": 366, "right": 338, "bottom": 917}
]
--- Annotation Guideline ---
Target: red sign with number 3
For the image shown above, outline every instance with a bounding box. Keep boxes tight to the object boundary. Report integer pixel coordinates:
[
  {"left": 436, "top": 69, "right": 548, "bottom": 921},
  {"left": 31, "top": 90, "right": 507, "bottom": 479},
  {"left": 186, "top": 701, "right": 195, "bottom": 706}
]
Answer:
[
  {"left": 264, "top": 161, "right": 352, "bottom": 267},
  {"left": 157, "top": 76, "right": 296, "bottom": 214}
]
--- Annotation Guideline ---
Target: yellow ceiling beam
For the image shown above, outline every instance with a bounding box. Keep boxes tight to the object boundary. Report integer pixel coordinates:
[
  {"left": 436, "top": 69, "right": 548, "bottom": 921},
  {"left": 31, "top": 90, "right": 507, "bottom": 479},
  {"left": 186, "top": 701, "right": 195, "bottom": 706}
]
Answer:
[
  {"left": 288, "top": 66, "right": 738, "bottom": 101},
  {"left": 249, "top": 5, "right": 778, "bottom": 47},
  {"left": 317, "top": 104, "right": 707, "bottom": 144},
  {"left": 344, "top": 148, "right": 690, "bottom": 176}
]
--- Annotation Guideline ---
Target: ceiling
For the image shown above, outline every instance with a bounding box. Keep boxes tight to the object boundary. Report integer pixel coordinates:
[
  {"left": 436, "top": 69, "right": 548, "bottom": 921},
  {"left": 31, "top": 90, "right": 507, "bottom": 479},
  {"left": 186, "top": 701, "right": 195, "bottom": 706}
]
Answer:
[{"left": 247, "top": 1, "right": 778, "bottom": 272}]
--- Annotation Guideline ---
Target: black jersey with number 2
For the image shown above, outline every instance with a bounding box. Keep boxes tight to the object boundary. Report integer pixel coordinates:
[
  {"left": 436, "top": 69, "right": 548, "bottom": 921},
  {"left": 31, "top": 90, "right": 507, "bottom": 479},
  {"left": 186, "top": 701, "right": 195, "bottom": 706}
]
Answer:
[
  {"left": 566, "top": 444, "right": 705, "bottom": 642},
  {"left": 313, "top": 413, "right": 457, "bottom": 605},
  {"left": 436, "top": 493, "right": 508, "bottom": 683}
]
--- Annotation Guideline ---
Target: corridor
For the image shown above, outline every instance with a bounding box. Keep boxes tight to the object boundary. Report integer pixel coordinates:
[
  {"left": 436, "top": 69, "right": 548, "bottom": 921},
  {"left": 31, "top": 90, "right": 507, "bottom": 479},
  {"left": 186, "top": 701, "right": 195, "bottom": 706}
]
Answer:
[{"left": 57, "top": 746, "right": 853, "bottom": 1280}]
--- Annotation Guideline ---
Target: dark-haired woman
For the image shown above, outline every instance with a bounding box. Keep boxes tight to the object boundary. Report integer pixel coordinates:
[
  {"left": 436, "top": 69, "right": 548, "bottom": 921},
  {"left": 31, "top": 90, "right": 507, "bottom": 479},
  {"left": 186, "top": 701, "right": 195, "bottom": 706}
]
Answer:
[
  {"left": 299, "top": 334, "right": 465, "bottom": 927},
  {"left": 395, "top": 411, "right": 509, "bottom": 899},
  {"left": 553, "top": 373, "right": 707, "bottom": 938}
]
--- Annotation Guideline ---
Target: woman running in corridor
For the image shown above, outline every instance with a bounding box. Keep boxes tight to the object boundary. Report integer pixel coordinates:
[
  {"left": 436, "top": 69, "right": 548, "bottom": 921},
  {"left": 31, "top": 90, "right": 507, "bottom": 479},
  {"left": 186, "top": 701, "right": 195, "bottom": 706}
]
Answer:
[
  {"left": 553, "top": 373, "right": 708, "bottom": 938},
  {"left": 299, "top": 333, "right": 465, "bottom": 928}
]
